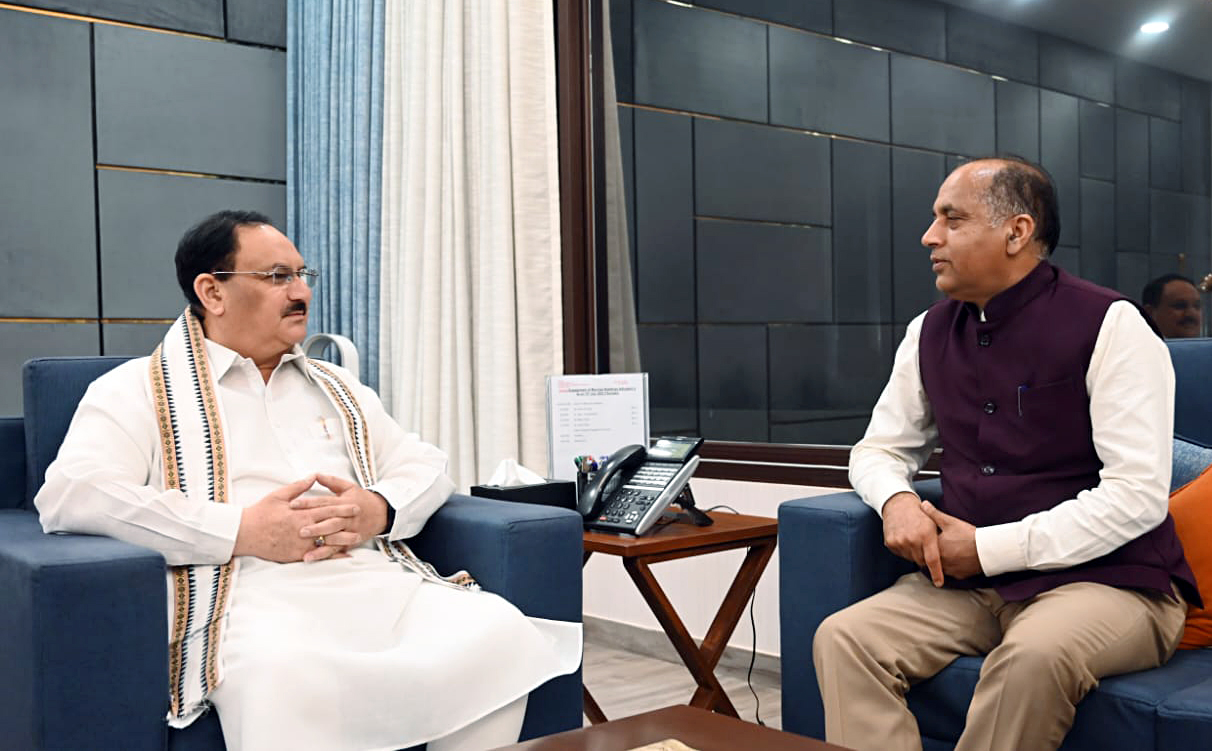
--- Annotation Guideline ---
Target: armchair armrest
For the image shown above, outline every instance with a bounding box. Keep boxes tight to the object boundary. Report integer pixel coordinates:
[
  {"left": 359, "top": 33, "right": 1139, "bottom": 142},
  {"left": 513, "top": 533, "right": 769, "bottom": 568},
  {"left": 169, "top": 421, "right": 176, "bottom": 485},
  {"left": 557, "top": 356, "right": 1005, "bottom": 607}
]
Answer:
[
  {"left": 778, "top": 486, "right": 929, "bottom": 738},
  {"left": 0, "top": 510, "right": 168, "bottom": 751},
  {"left": 407, "top": 494, "right": 583, "bottom": 622}
]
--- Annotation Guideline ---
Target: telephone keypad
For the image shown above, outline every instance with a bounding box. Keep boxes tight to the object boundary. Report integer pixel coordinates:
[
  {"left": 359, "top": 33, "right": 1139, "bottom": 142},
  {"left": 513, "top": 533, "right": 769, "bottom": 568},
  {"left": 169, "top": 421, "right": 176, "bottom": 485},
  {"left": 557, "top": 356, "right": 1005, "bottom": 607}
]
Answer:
[{"left": 594, "top": 462, "right": 680, "bottom": 528}]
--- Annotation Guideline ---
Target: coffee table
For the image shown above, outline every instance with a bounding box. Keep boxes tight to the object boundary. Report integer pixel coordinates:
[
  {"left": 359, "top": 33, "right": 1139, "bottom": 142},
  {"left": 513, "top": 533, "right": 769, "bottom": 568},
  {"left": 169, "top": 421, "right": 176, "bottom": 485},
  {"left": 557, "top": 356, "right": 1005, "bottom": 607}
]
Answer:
[
  {"left": 581, "top": 512, "right": 778, "bottom": 724},
  {"left": 496, "top": 705, "right": 849, "bottom": 750}
]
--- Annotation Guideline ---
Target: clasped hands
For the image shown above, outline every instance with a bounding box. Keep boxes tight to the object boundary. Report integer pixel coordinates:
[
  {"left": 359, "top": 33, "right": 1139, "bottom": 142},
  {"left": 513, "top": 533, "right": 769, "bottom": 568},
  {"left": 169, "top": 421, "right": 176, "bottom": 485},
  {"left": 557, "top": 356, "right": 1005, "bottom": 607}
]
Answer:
[
  {"left": 882, "top": 492, "right": 981, "bottom": 586},
  {"left": 232, "top": 474, "right": 389, "bottom": 564}
]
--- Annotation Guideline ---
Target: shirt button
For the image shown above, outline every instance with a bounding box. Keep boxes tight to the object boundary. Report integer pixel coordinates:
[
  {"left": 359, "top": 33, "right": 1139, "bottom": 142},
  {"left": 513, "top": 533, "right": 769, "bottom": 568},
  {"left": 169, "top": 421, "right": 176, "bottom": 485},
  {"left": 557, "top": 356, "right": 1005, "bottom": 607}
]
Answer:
[
  {"left": 978, "top": 333, "right": 992, "bottom": 347},
  {"left": 980, "top": 464, "right": 996, "bottom": 476},
  {"left": 983, "top": 400, "right": 996, "bottom": 415}
]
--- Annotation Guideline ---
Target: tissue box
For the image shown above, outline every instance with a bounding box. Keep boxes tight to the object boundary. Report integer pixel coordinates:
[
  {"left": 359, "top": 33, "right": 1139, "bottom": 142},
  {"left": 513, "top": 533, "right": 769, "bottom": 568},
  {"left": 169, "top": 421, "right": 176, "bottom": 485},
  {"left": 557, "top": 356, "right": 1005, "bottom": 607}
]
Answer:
[{"left": 469, "top": 480, "right": 577, "bottom": 510}]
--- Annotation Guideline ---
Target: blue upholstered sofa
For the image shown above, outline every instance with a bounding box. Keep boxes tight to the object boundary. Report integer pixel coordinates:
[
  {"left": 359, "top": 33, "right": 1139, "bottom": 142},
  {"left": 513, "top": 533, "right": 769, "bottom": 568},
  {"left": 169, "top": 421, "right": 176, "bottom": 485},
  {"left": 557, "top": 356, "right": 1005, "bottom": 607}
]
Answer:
[
  {"left": 0, "top": 356, "right": 583, "bottom": 750},
  {"left": 779, "top": 338, "right": 1212, "bottom": 750}
]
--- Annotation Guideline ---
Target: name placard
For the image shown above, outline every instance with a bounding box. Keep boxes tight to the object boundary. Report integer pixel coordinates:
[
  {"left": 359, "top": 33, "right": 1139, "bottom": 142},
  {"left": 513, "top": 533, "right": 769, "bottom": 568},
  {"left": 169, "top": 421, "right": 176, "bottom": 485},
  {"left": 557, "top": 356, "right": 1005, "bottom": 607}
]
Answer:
[{"left": 545, "top": 373, "right": 649, "bottom": 480}]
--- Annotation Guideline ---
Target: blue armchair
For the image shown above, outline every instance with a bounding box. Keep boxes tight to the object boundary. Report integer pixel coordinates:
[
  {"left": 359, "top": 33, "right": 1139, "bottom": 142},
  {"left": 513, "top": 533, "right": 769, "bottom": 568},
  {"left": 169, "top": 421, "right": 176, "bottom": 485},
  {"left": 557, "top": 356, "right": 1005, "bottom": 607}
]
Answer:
[
  {"left": 1, "top": 356, "right": 583, "bottom": 750},
  {"left": 779, "top": 338, "right": 1212, "bottom": 751}
]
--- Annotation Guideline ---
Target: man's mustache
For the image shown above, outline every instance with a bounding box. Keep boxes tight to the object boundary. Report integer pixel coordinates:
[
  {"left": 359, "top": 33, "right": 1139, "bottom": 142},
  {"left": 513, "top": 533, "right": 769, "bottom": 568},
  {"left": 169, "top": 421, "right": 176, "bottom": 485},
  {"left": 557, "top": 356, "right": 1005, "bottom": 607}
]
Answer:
[{"left": 285, "top": 302, "right": 308, "bottom": 316}]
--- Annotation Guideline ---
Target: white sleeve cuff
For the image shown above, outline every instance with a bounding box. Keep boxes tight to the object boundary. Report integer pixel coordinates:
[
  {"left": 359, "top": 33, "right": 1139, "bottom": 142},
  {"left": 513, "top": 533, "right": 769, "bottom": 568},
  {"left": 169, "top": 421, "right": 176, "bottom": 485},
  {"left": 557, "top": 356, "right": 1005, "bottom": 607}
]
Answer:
[
  {"left": 197, "top": 502, "right": 244, "bottom": 565},
  {"left": 974, "top": 521, "right": 1027, "bottom": 577},
  {"left": 865, "top": 477, "right": 918, "bottom": 518}
]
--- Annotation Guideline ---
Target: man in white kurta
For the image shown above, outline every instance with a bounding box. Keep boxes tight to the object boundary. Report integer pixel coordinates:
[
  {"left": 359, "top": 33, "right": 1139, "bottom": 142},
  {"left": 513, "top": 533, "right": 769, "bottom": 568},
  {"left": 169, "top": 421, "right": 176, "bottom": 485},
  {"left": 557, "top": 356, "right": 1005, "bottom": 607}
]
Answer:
[{"left": 34, "top": 210, "right": 580, "bottom": 751}]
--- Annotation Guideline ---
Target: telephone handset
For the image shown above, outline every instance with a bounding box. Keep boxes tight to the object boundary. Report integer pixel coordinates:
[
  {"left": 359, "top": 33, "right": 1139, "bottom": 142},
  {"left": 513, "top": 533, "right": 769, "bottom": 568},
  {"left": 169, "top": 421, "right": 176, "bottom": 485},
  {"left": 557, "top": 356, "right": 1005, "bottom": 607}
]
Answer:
[{"left": 579, "top": 436, "right": 703, "bottom": 535}]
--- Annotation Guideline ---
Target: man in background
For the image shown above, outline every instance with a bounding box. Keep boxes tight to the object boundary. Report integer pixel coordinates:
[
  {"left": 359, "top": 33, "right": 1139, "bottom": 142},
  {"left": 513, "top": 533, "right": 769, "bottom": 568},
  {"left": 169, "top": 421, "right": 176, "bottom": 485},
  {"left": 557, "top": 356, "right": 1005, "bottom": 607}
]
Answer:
[{"left": 1142, "top": 273, "right": 1203, "bottom": 338}]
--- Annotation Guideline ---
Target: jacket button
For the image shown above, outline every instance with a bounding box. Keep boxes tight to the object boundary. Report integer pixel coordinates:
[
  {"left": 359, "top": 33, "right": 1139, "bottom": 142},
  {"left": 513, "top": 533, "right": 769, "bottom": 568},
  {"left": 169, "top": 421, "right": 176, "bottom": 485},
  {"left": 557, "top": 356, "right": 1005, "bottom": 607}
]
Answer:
[
  {"left": 978, "top": 333, "right": 992, "bottom": 347},
  {"left": 981, "top": 464, "right": 996, "bottom": 476},
  {"left": 983, "top": 400, "right": 996, "bottom": 414}
]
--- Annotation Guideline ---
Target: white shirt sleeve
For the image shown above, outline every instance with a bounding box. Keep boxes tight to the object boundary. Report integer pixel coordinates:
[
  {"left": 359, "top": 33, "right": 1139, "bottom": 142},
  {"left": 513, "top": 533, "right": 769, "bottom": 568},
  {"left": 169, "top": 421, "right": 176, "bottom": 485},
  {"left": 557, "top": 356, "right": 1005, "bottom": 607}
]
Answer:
[
  {"left": 974, "top": 300, "right": 1175, "bottom": 575},
  {"left": 34, "top": 360, "right": 244, "bottom": 566},
  {"left": 848, "top": 312, "right": 939, "bottom": 516},
  {"left": 353, "top": 379, "right": 456, "bottom": 540}
]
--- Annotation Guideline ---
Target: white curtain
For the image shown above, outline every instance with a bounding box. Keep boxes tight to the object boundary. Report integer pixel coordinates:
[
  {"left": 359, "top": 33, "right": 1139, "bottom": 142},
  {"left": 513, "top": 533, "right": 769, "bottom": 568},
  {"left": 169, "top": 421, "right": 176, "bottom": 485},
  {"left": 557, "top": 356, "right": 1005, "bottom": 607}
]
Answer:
[{"left": 380, "top": 0, "right": 563, "bottom": 490}]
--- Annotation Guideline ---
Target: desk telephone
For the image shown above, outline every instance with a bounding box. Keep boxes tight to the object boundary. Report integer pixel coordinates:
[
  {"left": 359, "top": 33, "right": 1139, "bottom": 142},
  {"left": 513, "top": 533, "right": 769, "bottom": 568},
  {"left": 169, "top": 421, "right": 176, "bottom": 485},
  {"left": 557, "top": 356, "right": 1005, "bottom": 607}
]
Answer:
[{"left": 578, "top": 436, "right": 704, "bottom": 535}]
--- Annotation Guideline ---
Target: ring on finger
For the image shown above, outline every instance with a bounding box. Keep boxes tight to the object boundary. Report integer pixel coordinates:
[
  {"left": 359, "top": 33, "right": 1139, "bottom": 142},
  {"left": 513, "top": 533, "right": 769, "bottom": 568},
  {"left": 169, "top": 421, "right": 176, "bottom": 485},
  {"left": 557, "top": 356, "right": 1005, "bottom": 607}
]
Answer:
[{"left": 314, "top": 535, "right": 326, "bottom": 548}]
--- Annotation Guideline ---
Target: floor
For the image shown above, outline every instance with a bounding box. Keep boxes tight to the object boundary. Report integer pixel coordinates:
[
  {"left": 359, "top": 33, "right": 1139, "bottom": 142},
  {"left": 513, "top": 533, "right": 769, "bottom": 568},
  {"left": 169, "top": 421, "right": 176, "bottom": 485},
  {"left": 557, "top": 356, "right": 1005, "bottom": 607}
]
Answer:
[{"left": 581, "top": 637, "right": 783, "bottom": 730}]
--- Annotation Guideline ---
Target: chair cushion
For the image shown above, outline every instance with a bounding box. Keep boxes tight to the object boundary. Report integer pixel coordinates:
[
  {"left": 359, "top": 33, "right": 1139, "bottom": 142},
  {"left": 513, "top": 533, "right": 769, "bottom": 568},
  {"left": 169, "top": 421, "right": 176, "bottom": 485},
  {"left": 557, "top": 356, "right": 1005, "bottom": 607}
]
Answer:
[
  {"left": 1169, "top": 463, "right": 1212, "bottom": 647},
  {"left": 1172, "top": 435, "right": 1212, "bottom": 492},
  {"left": 908, "top": 650, "right": 1212, "bottom": 750}
]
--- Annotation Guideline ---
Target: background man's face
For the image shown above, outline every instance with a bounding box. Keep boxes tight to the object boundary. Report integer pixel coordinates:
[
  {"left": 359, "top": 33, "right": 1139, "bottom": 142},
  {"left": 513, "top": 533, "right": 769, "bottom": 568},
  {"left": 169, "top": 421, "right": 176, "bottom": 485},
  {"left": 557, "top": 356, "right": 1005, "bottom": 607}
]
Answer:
[
  {"left": 1149, "top": 280, "right": 1202, "bottom": 338},
  {"left": 920, "top": 163, "right": 1011, "bottom": 307}
]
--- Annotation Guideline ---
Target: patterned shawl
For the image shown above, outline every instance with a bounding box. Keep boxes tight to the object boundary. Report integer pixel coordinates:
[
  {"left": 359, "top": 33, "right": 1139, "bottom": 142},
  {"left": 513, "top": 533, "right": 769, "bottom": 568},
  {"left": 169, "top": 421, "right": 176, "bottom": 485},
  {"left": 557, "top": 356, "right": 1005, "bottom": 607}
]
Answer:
[{"left": 152, "top": 309, "right": 477, "bottom": 727}]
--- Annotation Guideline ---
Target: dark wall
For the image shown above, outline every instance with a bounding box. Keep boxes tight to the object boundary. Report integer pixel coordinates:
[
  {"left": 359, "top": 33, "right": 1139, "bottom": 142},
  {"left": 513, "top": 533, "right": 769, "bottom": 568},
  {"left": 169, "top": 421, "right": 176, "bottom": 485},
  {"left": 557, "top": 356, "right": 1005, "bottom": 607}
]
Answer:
[
  {"left": 0, "top": 1, "right": 286, "bottom": 414},
  {"left": 614, "top": 0, "right": 1212, "bottom": 444}
]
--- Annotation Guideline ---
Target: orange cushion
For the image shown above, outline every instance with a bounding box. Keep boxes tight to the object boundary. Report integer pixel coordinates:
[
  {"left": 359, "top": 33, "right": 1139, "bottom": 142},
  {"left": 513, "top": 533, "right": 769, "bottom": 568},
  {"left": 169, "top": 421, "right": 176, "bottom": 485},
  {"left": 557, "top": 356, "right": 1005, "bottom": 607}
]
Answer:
[{"left": 1170, "top": 463, "right": 1212, "bottom": 648}]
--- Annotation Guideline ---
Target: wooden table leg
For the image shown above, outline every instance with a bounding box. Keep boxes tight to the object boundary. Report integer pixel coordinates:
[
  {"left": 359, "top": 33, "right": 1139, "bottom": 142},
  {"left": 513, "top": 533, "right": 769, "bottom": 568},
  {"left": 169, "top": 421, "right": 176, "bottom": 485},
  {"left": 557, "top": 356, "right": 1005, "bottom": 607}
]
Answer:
[
  {"left": 687, "top": 539, "right": 777, "bottom": 709},
  {"left": 580, "top": 549, "right": 609, "bottom": 724},
  {"left": 583, "top": 685, "right": 608, "bottom": 725},
  {"left": 623, "top": 557, "right": 740, "bottom": 717}
]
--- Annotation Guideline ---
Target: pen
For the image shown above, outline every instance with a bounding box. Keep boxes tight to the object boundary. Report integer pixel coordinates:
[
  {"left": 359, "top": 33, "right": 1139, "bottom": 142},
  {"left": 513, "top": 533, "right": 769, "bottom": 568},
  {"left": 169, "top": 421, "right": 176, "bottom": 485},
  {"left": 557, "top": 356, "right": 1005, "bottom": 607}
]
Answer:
[{"left": 1017, "top": 385, "right": 1028, "bottom": 416}]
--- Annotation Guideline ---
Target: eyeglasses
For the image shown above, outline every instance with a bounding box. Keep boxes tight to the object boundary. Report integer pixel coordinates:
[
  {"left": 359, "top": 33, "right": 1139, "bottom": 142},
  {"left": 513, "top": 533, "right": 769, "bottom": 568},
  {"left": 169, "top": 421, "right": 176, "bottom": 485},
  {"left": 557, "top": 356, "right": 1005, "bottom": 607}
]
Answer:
[{"left": 212, "top": 267, "right": 320, "bottom": 287}]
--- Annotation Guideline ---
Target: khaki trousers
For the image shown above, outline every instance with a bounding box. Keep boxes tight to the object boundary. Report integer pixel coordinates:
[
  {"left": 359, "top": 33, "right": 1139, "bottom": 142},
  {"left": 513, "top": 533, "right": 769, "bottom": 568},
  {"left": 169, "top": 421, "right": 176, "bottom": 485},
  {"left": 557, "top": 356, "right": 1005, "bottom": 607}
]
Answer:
[{"left": 813, "top": 572, "right": 1186, "bottom": 751}]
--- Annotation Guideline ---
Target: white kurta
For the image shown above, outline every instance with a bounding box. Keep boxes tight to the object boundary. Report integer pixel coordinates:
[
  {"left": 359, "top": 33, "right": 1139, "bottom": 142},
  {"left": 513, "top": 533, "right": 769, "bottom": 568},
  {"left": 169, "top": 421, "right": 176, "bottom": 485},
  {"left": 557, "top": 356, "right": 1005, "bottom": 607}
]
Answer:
[{"left": 35, "top": 341, "right": 581, "bottom": 751}]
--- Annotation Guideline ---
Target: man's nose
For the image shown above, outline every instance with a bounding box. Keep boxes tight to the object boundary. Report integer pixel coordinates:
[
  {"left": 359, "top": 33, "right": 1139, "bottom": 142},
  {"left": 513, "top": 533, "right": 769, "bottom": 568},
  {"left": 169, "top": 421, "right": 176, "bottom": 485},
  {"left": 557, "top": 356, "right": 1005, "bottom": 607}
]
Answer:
[{"left": 922, "top": 219, "right": 941, "bottom": 248}]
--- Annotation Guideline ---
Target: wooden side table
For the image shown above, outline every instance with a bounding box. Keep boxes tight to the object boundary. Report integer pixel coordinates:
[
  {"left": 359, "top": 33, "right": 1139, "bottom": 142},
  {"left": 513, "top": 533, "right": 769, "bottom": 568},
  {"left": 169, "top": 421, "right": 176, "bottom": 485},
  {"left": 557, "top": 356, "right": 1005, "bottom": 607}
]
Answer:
[{"left": 582, "top": 512, "right": 778, "bottom": 724}]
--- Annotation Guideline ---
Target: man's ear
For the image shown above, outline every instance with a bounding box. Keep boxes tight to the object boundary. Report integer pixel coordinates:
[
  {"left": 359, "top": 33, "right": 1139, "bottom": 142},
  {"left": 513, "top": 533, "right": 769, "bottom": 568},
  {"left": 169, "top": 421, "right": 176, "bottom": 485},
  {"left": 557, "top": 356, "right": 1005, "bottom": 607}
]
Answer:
[
  {"left": 193, "top": 274, "right": 226, "bottom": 317},
  {"left": 1004, "top": 214, "right": 1036, "bottom": 257}
]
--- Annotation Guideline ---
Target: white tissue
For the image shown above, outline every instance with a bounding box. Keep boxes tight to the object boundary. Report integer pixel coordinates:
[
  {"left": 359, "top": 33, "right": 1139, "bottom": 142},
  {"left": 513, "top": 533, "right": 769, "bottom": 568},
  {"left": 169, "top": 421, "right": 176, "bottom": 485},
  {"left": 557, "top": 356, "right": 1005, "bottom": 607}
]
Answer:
[{"left": 485, "top": 458, "right": 546, "bottom": 487}]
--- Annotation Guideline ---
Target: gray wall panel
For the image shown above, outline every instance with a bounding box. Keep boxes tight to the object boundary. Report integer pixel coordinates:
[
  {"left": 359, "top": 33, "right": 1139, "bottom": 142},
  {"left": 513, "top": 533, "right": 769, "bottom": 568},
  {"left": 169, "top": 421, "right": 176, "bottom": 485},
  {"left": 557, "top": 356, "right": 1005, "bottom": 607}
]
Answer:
[
  {"left": 832, "top": 140, "right": 892, "bottom": 323},
  {"left": 102, "top": 322, "right": 172, "bottom": 356},
  {"left": 946, "top": 7, "right": 1038, "bottom": 85},
  {"left": 1116, "top": 59, "right": 1182, "bottom": 121},
  {"left": 1150, "top": 116, "right": 1182, "bottom": 191},
  {"left": 996, "top": 81, "right": 1039, "bottom": 162},
  {"left": 0, "top": 324, "right": 99, "bottom": 415},
  {"left": 1116, "top": 251, "right": 1150, "bottom": 299},
  {"left": 1115, "top": 109, "right": 1150, "bottom": 251},
  {"left": 637, "top": 324, "right": 697, "bottom": 435},
  {"left": 834, "top": 0, "right": 945, "bottom": 60},
  {"left": 0, "top": 10, "right": 97, "bottom": 318},
  {"left": 769, "top": 324, "right": 893, "bottom": 412},
  {"left": 892, "top": 148, "right": 944, "bottom": 322},
  {"left": 226, "top": 0, "right": 287, "bottom": 48},
  {"left": 98, "top": 170, "right": 287, "bottom": 318},
  {"left": 696, "top": 220, "right": 831, "bottom": 323},
  {"left": 611, "top": 0, "right": 633, "bottom": 103},
  {"left": 620, "top": 106, "right": 636, "bottom": 292},
  {"left": 14, "top": 0, "right": 223, "bottom": 36},
  {"left": 1152, "top": 190, "right": 1211, "bottom": 260},
  {"left": 694, "top": 118, "right": 830, "bottom": 225},
  {"left": 696, "top": 0, "right": 830, "bottom": 33},
  {"left": 635, "top": 110, "right": 694, "bottom": 323},
  {"left": 1050, "top": 245, "right": 1080, "bottom": 278},
  {"left": 0, "top": 11, "right": 96, "bottom": 317},
  {"left": 891, "top": 55, "right": 994, "bottom": 155},
  {"left": 1040, "top": 90, "right": 1080, "bottom": 247},
  {"left": 1181, "top": 80, "right": 1211, "bottom": 196},
  {"left": 95, "top": 24, "right": 286, "bottom": 180},
  {"left": 698, "top": 325, "right": 767, "bottom": 442},
  {"left": 1079, "top": 179, "right": 1116, "bottom": 289},
  {"left": 1079, "top": 101, "right": 1114, "bottom": 181},
  {"left": 1039, "top": 36, "right": 1114, "bottom": 104},
  {"left": 769, "top": 28, "right": 890, "bottom": 142},
  {"left": 633, "top": 0, "right": 766, "bottom": 121}
]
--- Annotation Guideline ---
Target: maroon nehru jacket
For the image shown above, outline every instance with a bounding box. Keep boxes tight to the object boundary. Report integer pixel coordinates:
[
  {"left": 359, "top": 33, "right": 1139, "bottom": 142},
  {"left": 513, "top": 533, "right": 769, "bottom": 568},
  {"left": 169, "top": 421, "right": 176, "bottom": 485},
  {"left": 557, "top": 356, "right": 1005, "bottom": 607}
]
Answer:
[{"left": 918, "top": 261, "right": 1198, "bottom": 604}]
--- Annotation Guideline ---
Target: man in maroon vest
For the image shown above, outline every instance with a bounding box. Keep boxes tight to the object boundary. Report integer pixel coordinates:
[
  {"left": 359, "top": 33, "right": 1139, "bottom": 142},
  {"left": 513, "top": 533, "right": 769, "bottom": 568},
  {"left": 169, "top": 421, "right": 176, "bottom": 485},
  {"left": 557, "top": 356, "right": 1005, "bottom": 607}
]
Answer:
[{"left": 813, "top": 157, "right": 1198, "bottom": 751}]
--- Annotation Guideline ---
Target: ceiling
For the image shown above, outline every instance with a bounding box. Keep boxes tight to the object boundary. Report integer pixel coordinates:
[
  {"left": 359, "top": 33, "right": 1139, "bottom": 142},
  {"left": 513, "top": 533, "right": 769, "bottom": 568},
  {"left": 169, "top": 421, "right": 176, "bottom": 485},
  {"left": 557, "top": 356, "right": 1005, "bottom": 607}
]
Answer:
[{"left": 936, "top": 0, "right": 1212, "bottom": 81}]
